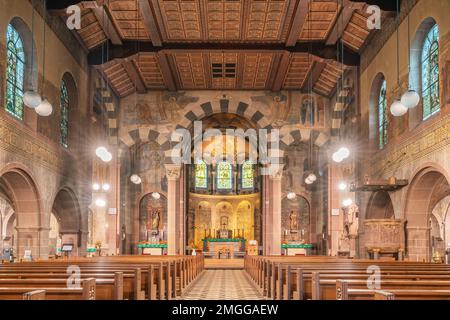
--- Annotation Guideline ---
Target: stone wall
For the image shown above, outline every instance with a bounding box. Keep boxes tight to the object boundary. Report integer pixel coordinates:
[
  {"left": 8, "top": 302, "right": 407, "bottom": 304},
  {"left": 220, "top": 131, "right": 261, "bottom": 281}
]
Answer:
[{"left": 357, "top": 0, "right": 450, "bottom": 261}]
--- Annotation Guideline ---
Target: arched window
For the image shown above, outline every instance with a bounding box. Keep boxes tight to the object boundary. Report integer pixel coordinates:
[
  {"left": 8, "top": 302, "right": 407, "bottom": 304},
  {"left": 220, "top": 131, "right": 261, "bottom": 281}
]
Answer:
[
  {"left": 60, "top": 80, "right": 69, "bottom": 148},
  {"left": 217, "top": 161, "right": 232, "bottom": 190},
  {"left": 5, "top": 24, "right": 25, "bottom": 120},
  {"left": 422, "top": 24, "right": 439, "bottom": 120},
  {"left": 378, "top": 80, "right": 388, "bottom": 149},
  {"left": 241, "top": 161, "right": 254, "bottom": 189},
  {"left": 195, "top": 160, "right": 208, "bottom": 189}
]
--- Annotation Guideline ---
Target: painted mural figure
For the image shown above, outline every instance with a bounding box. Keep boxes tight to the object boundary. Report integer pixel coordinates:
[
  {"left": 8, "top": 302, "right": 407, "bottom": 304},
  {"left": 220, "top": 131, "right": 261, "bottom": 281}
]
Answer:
[{"left": 300, "top": 98, "right": 315, "bottom": 126}]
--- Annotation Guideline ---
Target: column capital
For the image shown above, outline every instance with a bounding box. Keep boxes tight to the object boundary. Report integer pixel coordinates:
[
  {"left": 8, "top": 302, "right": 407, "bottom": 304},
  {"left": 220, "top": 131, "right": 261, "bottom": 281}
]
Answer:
[
  {"left": 165, "top": 164, "right": 182, "bottom": 180},
  {"left": 267, "top": 164, "right": 284, "bottom": 180}
]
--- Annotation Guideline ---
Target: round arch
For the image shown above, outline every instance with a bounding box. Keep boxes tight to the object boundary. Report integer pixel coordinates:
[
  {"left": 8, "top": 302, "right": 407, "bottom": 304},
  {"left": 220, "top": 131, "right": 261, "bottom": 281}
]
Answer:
[
  {"left": 366, "top": 191, "right": 395, "bottom": 219},
  {"left": 51, "top": 187, "right": 82, "bottom": 233},
  {"left": 368, "top": 72, "right": 386, "bottom": 146},
  {"left": 409, "top": 17, "right": 439, "bottom": 128},
  {"left": 8, "top": 16, "right": 38, "bottom": 92},
  {"left": 0, "top": 164, "right": 43, "bottom": 257},
  {"left": 404, "top": 165, "right": 450, "bottom": 261}
]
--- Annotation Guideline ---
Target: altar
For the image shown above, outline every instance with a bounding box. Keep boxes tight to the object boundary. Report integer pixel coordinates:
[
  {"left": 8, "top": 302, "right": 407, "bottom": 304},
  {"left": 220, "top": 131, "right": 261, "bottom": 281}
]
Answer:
[
  {"left": 281, "top": 243, "right": 313, "bottom": 256},
  {"left": 203, "top": 238, "right": 246, "bottom": 259}
]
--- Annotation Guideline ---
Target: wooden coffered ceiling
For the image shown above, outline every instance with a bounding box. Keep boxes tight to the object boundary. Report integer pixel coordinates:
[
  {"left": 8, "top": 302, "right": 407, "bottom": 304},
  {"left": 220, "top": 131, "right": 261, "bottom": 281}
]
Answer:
[{"left": 49, "top": 0, "right": 395, "bottom": 97}]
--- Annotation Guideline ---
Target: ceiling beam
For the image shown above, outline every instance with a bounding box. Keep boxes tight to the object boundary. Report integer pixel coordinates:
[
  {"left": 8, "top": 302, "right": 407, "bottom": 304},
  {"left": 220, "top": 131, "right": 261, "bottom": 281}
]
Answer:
[
  {"left": 92, "top": 5, "right": 122, "bottom": 45},
  {"left": 122, "top": 59, "right": 146, "bottom": 94},
  {"left": 138, "top": 0, "right": 162, "bottom": 47},
  {"left": 348, "top": 0, "right": 401, "bottom": 11},
  {"left": 326, "top": 4, "right": 361, "bottom": 46},
  {"left": 301, "top": 61, "right": 327, "bottom": 91},
  {"left": 271, "top": 52, "right": 291, "bottom": 92},
  {"left": 48, "top": 0, "right": 101, "bottom": 11},
  {"left": 157, "top": 54, "right": 177, "bottom": 92},
  {"left": 286, "top": 0, "right": 308, "bottom": 47},
  {"left": 88, "top": 41, "right": 360, "bottom": 66}
]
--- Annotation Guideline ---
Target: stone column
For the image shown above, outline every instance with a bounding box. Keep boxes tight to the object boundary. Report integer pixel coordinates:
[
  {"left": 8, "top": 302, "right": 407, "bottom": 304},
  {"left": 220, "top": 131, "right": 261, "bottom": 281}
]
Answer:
[
  {"left": 165, "top": 164, "right": 181, "bottom": 255},
  {"left": 262, "top": 174, "right": 271, "bottom": 255},
  {"left": 269, "top": 165, "right": 283, "bottom": 256},
  {"left": 15, "top": 227, "right": 49, "bottom": 260},
  {"left": 407, "top": 226, "right": 431, "bottom": 262},
  {"left": 178, "top": 166, "right": 185, "bottom": 255}
]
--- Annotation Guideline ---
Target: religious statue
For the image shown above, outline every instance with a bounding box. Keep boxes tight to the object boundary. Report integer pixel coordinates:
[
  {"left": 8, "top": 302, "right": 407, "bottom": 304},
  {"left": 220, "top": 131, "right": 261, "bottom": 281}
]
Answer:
[
  {"left": 150, "top": 209, "right": 161, "bottom": 230},
  {"left": 289, "top": 210, "right": 298, "bottom": 233},
  {"left": 344, "top": 204, "right": 359, "bottom": 237}
]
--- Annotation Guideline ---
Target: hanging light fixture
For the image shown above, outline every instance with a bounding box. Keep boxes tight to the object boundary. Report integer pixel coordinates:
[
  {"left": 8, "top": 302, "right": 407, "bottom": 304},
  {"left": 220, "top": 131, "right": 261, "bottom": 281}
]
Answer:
[
  {"left": 342, "top": 198, "right": 353, "bottom": 207},
  {"left": 390, "top": 99, "right": 408, "bottom": 116},
  {"left": 338, "top": 181, "right": 347, "bottom": 191},
  {"left": 332, "top": 7, "right": 352, "bottom": 163},
  {"left": 130, "top": 174, "right": 142, "bottom": 185},
  {"left": 401, "top": 0, "right": 420, "bottom": 109},
  {"left": 35, "top": 98, "right": 53, "bottom": 116},
  {"left": 287, "top": 192, "right": 296, "bottom": 200},
  {"left": 304, "top": 7, "right": 317, "bottom": 186},
  {"left": 152, "top": 192, "right": 161, "bottom": 200},
  {"left": 390, "top": 0, "right": 407, "bottom": 117},
  {"left": 307, "top": 173, "right": 317, "bottom": 182},
  {"left": 401, "top": 90, "right": 420, "bottom": 109},
  {"left": 95, "top": 198, "right": 107, "bottom": 208},
  {"left": 35, "top": 0, "right": 53, "bottom": 117},
  {"left": 24, "top": 0, "right": 42, "bottom": 109}
]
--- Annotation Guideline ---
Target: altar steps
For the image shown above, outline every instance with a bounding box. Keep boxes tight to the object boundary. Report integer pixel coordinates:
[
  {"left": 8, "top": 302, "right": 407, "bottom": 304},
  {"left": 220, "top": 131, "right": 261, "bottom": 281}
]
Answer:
[{"left": 204, "top": 259, "right": 245, "bottom": 270}]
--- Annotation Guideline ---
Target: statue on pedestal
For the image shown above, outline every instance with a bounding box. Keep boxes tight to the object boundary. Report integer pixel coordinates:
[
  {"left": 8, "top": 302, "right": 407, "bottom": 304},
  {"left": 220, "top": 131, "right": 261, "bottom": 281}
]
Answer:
[
  {"left": 150, "top": 208, "right": 160, "bottom": 231},
  {"left": 340, "top": 204, "right": 359, "bottom": 257},
  {"left": 344, "top": 204, "right": 359, "bottom": 237},
  {"left": 289, "top": 210, "right": 298, "bottom": 233}
]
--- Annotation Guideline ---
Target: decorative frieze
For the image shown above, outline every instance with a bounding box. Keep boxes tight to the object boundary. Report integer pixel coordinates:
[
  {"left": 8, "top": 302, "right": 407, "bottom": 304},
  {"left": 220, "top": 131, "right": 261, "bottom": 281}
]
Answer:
[
  {"left": 370, "top": 113, "right": 450, "bottom": 175},
  {"left": 0, "top": 116, "right": 61, "bottom": 170}
]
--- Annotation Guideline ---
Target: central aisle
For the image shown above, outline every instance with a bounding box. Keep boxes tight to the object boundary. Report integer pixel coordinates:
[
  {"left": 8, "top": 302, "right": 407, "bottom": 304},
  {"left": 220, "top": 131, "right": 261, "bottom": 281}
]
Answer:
[{"left": 180, "top": 270, "right": 265, "bottom": 300}]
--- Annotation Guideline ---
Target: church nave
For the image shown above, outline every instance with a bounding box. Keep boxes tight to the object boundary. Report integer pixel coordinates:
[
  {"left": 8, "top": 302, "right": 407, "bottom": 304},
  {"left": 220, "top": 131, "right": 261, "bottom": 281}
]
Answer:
[{"left": 180, "top": 270, "right": 265, "bottom": 301}]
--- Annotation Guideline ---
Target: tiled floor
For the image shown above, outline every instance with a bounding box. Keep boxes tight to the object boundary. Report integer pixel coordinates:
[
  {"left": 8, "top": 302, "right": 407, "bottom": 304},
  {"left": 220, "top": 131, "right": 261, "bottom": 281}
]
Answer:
[{"left": 180, "top": 270, "right": 265, "bottom": 300}]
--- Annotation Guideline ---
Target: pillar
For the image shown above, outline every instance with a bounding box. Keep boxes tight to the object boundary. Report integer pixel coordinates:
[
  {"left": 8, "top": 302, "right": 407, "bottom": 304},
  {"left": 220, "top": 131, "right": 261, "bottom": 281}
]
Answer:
[
  {"left": 15, "top": 226, "right": 49, "bottom": 260},
  {"left": 165, "top": 164, "right": 181, "bottom": 255},
  {"left": 269, "top": 165, "right": 283, "bottom": 256},
  {"left": 263, "top": 165, "right": 283, "bottom": 256}
]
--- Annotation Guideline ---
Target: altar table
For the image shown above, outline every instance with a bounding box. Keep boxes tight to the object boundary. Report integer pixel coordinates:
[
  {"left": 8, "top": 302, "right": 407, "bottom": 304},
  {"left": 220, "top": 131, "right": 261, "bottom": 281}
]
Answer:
[
  {"left": 203, "top": 238, "right": 246, "bottom": 258},
  {"left": 281, "top": 244, "right": 313, "bottom": 256}
]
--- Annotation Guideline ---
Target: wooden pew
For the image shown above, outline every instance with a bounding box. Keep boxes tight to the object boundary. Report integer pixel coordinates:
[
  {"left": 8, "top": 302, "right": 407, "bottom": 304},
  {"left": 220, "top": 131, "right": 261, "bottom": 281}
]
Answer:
[
  {"left": 337, "top": 281, "right": 450, "bottom": 300},
  {"left": 23, "top": 290, "right": 46, "bottom": 300},
  {"left": 0, "top": 276, "right": 122, "bottom": 300},
  {"left": 244, "top": 255, "right": 450, "bottom": 301},
  {"left": 0, "top": 255, "right": 204, "bottom": 300},
  {"left": 0, "top": 278, "right": 96, "bottom": 300}
]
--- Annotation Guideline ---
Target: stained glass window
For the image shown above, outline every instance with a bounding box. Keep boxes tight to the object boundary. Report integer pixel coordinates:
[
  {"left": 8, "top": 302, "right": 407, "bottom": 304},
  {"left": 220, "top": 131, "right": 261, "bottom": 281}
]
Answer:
[
  {"left": 5, "top": 24, "right": 25, "bottom": 120},
  {"left": 378, "top": 80, "right": 388, "bottom": 149},
  {"left": 195, "top": 160, "right": 208, "bottom": 189},
  {"left": 217, "top": 161, "right": 232, "bottom": 190},
  {"left": 60, "top": 80, "right": 69, "bottom": 148},
  {"left": 241, "top": 161, "right": 254, "bottom": 189},
  {"left": 422, "top": 24, "right": 440, "bottom": 120}
]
